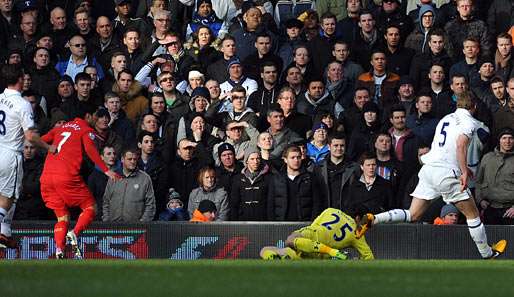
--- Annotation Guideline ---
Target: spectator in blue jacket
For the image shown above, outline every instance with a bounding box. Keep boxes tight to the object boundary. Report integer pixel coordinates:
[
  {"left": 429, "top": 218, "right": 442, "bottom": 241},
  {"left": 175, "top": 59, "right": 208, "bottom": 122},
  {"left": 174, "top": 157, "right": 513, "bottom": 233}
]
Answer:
[{"left": 306, "top": 122, "right": 329, "bottom": 165}]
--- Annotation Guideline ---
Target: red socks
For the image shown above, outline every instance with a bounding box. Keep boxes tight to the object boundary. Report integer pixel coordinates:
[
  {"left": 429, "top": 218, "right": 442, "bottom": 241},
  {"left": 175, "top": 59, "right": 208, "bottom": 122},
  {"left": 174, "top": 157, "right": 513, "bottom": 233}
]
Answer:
[
  {"left": 73, "top": 207, "right": 95, "bottom": 236},
  {"left": 54, "top": 221, "right": 68, "bottom": 250}
]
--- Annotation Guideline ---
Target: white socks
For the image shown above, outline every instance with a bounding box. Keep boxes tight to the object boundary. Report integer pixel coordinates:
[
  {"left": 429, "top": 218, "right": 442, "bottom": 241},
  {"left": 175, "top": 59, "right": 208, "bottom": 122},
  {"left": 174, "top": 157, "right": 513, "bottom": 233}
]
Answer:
[
  {"left": 467, "top": 217, "right": 493, "bottom": 258},
  {"left": 374, "top": 209, "right": 411, "bottom": 224}
]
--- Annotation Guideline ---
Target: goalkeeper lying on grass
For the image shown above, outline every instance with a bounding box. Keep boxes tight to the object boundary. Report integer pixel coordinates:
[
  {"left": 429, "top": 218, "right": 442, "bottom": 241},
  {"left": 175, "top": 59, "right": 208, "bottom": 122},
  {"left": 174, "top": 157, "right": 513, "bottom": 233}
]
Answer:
[{"left": 260, "top": 208, "right": 374, "bottom": 260}]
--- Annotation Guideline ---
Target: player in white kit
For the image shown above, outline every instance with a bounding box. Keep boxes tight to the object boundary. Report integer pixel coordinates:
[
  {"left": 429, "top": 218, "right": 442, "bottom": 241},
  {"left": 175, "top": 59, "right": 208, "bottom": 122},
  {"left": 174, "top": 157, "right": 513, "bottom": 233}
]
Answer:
[
  {"left": 356, "top": 92, "right": 507, "bottom": 259},
  {"left": 0, "top": 65, "right": 53, "bottom": 248}
]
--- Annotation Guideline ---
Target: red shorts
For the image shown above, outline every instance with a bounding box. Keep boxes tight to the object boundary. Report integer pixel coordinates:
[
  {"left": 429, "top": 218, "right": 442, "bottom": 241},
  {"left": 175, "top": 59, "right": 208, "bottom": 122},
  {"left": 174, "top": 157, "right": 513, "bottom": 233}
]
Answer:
[{"left": 40, "top": 174, "right": 95, "bottom": 212}]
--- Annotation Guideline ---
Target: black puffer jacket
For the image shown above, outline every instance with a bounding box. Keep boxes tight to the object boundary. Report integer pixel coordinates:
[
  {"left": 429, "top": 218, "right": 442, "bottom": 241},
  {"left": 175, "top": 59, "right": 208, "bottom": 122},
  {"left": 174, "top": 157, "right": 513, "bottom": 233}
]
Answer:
[
  {"left": 267, "top": 169, "right": 321, "bottom": 221},
  {"left": 230, "top": 165, "right": 271, "bottom": 221}
]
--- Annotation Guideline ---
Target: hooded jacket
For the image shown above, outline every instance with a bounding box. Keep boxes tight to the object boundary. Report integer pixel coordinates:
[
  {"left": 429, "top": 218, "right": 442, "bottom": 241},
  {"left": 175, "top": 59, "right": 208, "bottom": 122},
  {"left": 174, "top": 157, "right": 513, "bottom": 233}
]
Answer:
[{"left": 405, "top": 5, "right": 436, "bottom": 55}]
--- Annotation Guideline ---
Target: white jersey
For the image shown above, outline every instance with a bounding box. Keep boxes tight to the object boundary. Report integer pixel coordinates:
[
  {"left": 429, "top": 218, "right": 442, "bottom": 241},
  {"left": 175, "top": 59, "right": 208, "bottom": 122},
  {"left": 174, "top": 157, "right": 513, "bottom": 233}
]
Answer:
[
  {"left": 0, "top": 88, "right": 35, "bottom": 152},
  {"left": 219, "top": 77, "right": 258, "bottom": 101},
  {"left": 421, "top": 108, "right": 481, "bottom": 171}
]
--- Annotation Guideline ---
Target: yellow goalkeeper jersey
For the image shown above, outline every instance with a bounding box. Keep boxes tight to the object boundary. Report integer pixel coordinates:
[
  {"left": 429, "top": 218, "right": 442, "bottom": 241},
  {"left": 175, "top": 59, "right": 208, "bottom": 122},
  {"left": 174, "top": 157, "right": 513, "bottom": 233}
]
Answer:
[{"left": 296, "top": 208, "right": 374, "bottom": 260}]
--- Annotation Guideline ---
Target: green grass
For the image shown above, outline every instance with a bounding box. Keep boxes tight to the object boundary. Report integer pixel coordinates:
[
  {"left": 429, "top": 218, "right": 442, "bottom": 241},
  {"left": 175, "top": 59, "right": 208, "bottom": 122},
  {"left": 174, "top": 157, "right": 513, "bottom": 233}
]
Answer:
[{"left": 1, "top": 260, "right": 514, "bottom": 297}]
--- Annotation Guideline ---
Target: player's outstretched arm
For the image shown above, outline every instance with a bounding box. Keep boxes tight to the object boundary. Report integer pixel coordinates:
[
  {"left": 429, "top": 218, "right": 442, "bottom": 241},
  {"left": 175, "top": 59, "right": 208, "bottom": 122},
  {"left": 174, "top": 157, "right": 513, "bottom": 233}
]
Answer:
[
  {"left": 82, "top": 132, "right": 110, "bottom": 172},
  {"left": 25, "top": 128, "right": 56, "bottom": 153}
]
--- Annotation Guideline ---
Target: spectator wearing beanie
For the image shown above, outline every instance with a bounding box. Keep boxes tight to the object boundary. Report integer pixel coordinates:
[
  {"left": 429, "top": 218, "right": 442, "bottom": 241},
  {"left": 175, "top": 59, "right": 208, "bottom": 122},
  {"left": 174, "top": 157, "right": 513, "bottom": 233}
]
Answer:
[
  {"left": 188, "top": 167, "right": 229, "bottom": 221},
  {"left": 190, "top": 199, "right": 217, "bottom": 222},
  {"left": 159, "top": 188, "right": 190, "bottom": 221},
  {"left": 178, "top": 69, "right": 206, "bottom": 97},
  {"left": 470, "top": 58, "right": 496, "bottom": 99},
  {"left": 433, "top": 204, "right": 460, "bottom": 225},
  {"left": 176, "top": 86, "right": 217, "bottom": 146},
  {"left": 347, "top": 101, "right": 382, "bottom": 161},
  {"left": 277, "top": 18, "right": 305, "bottom": 72},
  {"left": 219, "top": 57, "right": 258, "bottom": 100},
  {"left": 230, "top": 147, "right": 271, "bottom": 221},
  {"left": 54, "top": 75, "right": 75, "bottom": 111},
  {"left": 306, "top": 123, "right": 330, "bottom": 165},
  {"left": 405, "top": 4, "right": 437, "bottom": 55},
  {"left": 49, "top": 107, "right": 67, "bottom": 128},
  {"left": 215, "top": 142, "right": 243, "bottom": 196}
]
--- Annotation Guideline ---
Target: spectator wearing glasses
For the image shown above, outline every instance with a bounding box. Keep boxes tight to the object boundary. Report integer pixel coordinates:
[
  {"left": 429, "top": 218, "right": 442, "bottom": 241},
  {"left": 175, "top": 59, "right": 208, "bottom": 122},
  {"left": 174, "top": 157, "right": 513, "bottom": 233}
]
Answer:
[
  {"left": 55, "top": 35, "right": 105, "bottom": 81},
  {"left": 405, "top": 4, "right": 437, "bottom": 55},
  {"left": 140, "top": 9, "right": 174, "bottom": 57},
  {"left": 156, "top": 71, "right": 190, "bottom": 125},
  {"left": 8, "top": 14, "right": 37, "bottom": 56},
  {"left": 157, "top": 33, "right": 196, "bottom": 81}
]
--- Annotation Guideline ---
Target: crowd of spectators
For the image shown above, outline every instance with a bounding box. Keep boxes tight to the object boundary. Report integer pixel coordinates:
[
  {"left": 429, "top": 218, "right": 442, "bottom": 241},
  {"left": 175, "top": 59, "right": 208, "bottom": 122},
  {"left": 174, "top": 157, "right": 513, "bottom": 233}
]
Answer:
[{"left": 1, "top": 0, "right": 513, "bottom": 224}]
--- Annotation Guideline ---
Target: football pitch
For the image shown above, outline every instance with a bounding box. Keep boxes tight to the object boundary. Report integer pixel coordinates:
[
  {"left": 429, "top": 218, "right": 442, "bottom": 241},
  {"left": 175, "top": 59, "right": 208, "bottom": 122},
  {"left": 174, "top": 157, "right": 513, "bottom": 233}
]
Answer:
[{"left": 1, "top": 260, "right": 514, "bottom": 297}]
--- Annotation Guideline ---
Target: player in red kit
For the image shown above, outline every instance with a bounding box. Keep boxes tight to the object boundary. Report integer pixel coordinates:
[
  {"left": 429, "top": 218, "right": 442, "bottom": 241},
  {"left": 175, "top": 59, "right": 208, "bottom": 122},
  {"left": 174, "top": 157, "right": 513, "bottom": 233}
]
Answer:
[{"left": 40, "top": 105, "right": 120, "bottom": 259}]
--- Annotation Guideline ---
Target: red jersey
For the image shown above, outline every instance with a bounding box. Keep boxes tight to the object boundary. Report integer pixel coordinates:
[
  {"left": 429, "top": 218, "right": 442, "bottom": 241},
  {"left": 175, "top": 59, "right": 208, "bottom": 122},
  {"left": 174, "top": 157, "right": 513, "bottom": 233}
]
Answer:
[{"left": 41, "top": 118, "right": 109, "bottom": 177}]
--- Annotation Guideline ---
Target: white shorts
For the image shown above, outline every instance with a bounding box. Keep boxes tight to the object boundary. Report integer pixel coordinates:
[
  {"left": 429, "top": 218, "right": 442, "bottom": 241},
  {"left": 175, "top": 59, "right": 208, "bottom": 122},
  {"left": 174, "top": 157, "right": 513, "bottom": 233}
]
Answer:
[
  {"left": 411, "top": 165, "right": 472, "bottom": 203},
  {"left": 0, "top": 148, "right": 23, "bottom": 200}
]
